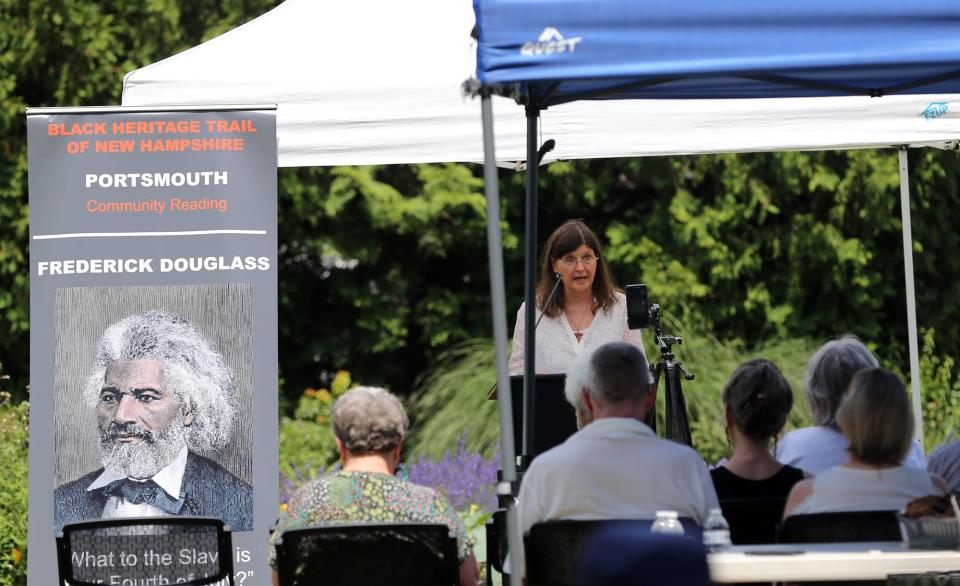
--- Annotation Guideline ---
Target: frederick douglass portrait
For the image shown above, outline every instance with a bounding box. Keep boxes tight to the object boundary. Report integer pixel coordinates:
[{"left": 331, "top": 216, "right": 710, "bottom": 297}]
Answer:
[{"left": 54, "top": 310, "right": 252, "bottom": 531}]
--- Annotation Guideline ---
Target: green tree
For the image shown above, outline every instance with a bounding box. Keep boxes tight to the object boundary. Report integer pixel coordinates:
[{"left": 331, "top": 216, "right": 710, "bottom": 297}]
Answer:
[
  {"left": 4, "top": 0, "right": 960, "bottom": 424},
  {"left": 276, "top": 164, "right": 519, "bottom": 400},
  {"left": 520, "top": 150, "right": 960, "bottom": 373},
  {"left": 0, "top": 0, "right": 282, "bottom": 398},
  {"left": 0, "top": 390, "right": 28, "bottom": 586}
]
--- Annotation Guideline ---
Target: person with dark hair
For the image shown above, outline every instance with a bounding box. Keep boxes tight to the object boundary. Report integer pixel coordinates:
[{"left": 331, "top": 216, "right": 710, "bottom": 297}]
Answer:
[
  {"left": 784, "top": 368, "right": 947, "bottom": 517},
  {"left": 710, "top": 359, "right": 805, "bottom": 542},
  {"left": 268, "top": 387, "right": 478, "bottom": 586},
  {"left": 508, "top": 219, "right": 645, "bottom": 375},
  {"left": 775, "top": 336, "right": 925, "bottom": 473}
]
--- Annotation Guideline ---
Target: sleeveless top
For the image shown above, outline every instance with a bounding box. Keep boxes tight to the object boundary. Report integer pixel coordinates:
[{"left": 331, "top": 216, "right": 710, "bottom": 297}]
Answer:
[
  {"left": 710, "top": 464, "right": 805, "bottom": 501},
  {"left": 793, "top": 465, "right": 939, "bottom": 515}
]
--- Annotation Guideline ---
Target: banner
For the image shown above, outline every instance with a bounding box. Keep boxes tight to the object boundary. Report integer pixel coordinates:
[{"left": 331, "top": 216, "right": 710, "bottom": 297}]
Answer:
[{"left": 26, "top": 106, "right": 278, "bottom": 585}]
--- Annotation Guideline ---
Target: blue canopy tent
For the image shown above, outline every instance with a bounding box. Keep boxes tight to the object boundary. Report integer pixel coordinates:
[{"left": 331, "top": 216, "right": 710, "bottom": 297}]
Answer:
[{"left": 470, "top": 1, "right": 960, "bottom": 580}]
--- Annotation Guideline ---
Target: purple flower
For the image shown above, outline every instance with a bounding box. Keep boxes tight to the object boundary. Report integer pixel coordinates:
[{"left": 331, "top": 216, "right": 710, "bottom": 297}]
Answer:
[{"left": 406, "top": 434, "right": 499, "bottom": 513}]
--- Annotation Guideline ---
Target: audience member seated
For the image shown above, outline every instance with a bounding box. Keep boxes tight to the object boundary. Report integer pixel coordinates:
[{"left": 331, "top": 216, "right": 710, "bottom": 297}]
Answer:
[
  {"left": 517, "top": 341, "right": 719, "bottom": 536},
  {"left": 775, "top": 336, "right": 924, "bottom": 474},
  {"left": 564, "top": 347, "right": 597, "bottom": 430},
  {"left": 710, "top": 359, "right": 805, "bottom": 543},
  {"left": 579, "top": 527, "right": 712, "bottom": 586},
  {"left": 928, "top": 439, "right": 960, "bottom": 493},
  {"left": 784, "top": 368, "right": 947, "bottom": 517},
  {"left": 268, "top": 386, "right": 478, "bottom": 586}
]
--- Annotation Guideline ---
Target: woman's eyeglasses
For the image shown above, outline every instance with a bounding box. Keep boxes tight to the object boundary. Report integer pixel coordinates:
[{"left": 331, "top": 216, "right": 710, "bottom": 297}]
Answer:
[{"left": 559, "top": 255, "right": 598, "bottom": 267}]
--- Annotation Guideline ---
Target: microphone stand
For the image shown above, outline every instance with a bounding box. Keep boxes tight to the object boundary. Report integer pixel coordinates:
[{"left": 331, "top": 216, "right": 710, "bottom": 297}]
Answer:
[
  {"left": 648, "top": 303, "right": 695, "bottom": 446},
  {"left": 511, "top": 273, "right": 563, "bottom": 474},
  {"left": 488, "top": 274, "right": 562, "bottom": 469},
  {"left": 534, "top": 273, "right": 563, "bottom": 330}
]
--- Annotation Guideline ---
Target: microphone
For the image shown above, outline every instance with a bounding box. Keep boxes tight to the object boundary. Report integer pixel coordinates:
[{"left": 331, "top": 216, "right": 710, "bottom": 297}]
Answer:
[
  {"left": 512, "top": 139, "right": 558, "bottom": 172},
  {"left": 536, "top": 139, "right": 556, "bottom": 166},
  {"left": 535, "top": 272, "right": 563, "bottom": 329}
]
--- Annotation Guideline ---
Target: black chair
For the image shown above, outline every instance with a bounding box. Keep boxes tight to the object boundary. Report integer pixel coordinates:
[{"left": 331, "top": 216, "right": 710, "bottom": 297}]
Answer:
[
  {"left": 274, "top": 523, "right": 460, "bottom": 586},
  {"left": 485, "top": 509, "right": 508, "bottom": 585},
  {"left": 888, "top": 572, "right": 960, "bottom": 585},
  {"left": 778, "top": 510, "right": 902, "bottom": 543},
  {"left": 718, "top": 497, "right": 787, "bottom": 544},
  {"left": 524, "top": 518, "right": 701, "bottom": 586},
  {"left": 56, "top": 516, "right": 234, "bottom": 586}
]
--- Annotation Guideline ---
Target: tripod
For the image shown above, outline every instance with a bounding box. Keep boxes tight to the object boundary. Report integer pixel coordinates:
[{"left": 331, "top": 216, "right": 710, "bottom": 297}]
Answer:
[{"left": 644, "top": 303, "right": 695, "bottom": 447}]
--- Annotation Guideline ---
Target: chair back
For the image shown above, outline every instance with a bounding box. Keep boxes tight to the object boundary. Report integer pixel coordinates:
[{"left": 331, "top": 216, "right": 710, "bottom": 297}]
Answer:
[
  {"left": 524, "top": 518, "right": 701, "bottom": 586},
  {"left": 719, "top": 497, "right": 787, "bottom": 544},
  {"left": 888, "top": 572, "right": 960, "bottom": 585},
  {"left": 56, "top": 516, "right": 234, "bottom": 586},
  {"left": 274, "top": 523, "right": 459, "bottom": 586},
  {"left": 779, "top": 510, "right": 902, "bottom": 543},
  {"left": 486, "top": 509, "right": 508, "bottom": 577}
]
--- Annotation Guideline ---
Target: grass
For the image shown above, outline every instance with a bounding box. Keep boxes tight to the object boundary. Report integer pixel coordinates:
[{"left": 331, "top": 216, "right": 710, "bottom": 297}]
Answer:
[{"left": 406, "top": 311, "right": 819, "bottom": 464}]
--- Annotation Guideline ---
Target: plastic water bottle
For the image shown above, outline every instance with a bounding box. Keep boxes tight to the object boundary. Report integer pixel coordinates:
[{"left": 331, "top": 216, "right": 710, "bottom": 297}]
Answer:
[
  {"left": 651, "top": 510, "right": 685, "bottom": 536},
  {"left": 702, "top": 508, "right": 732, "bottom": 551}
]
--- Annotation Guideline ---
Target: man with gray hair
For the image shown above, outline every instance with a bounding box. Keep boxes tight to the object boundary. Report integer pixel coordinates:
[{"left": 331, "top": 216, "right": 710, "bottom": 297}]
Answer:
[
  {"left": 564, "top": 347, "right": 596, "bottom": 429},
  {"left": 517, "top": 341, "right": 719, "bottom": 541},
  {"left": 775, "top": 335, "right": 925, "bottom": 474},
  {"left": 54, "top": 310, "right": 252, "bottom": 532}
]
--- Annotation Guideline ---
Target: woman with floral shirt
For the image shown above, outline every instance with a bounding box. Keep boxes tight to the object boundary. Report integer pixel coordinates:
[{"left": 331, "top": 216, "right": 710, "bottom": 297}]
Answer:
[{"left": 269, "top": 386, "right": 477, "bottom": 585}]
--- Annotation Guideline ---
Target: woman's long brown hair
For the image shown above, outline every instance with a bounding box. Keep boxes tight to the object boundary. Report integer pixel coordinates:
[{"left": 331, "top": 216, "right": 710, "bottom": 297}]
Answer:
[{"left": 536, "top": 220, "right": 617, "bottom": 318}]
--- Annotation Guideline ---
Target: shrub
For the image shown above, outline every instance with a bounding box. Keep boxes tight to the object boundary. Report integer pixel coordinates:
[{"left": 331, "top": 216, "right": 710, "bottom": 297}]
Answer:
[
  {"left": 406, "top": 435, "right": 499, "bottom": 513},
  {"left": 917, "top": 329, "right": 960, "bottom": 452},
  {"left": 278, "top": 370, "right": 353, "bottom": 479},
  {"left": 405, "top": 324, "right": 817, "bottom": 465},
  {"left": 0, "top": 394, "right": 28, "bottom": 586},
  {"left": 406, "top": 340, "right": 502, "bottom": 459}
]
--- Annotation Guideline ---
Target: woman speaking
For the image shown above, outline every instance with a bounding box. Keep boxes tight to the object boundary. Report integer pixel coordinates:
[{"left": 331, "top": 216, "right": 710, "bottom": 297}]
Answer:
[{"left": 509, "top": 219, "right": 646, "bottom": 375}]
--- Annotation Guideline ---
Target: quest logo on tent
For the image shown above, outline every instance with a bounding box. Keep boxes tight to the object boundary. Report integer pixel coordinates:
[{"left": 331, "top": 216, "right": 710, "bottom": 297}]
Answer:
[
  {"left": 521, "top": 28, "right": 582, "bottom": 57},
  {"left": 922, "top": 101, "right": 950, "bottom": 120}
]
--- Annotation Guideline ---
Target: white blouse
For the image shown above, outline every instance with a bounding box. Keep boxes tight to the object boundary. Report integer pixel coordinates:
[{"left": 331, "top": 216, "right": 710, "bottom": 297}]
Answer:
[
  {"left": 508, "top": 291, "right": 646, "bottom": 375},
  {"left": 775, "top": 425, "right": 926, "bottom": 475},
  {"left": 791, "top": 465, "right": 940, "bottom": 515}
]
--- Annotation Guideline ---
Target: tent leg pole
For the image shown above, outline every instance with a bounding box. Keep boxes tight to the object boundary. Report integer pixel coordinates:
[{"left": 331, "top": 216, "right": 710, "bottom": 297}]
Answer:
[
  {"left": 898, "top": 147, "right": 924, "bottom": 445},
  {"left": 481, "top": 93, "right": 524, "bottom": 586},
  {"left": 522, "top": 107, "right": 540, "bottom": 464}
]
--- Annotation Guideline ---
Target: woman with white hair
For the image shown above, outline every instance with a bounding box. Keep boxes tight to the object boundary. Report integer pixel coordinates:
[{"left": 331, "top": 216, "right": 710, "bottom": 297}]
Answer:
[
  {"left": 784, "top": 368, "right": 946, "bottom": 516},
  {"left": 774, "top": 336, "right": 924, "bottom": 474},
  {"left": 269, "top": 387, "right": 478, "bottom": 586}
]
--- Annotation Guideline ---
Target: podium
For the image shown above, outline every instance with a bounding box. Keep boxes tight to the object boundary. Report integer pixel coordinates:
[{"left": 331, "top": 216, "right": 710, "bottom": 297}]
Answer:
[{"left": 492, "top": 374, "right": 579, "bottom": 462}]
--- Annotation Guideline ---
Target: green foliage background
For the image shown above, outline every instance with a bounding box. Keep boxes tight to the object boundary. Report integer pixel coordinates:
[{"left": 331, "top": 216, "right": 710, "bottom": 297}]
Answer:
[
  {"left": 3, "top": 1, "right": 960, "bottom": 407},
  {"left": 0, "top": 396, "right": 28, "bottom": 586},
  {"left": 279, "top": 370, "right": 353, "bottom": 478},
  {"left": 405, "top": 323, "right": 819, "bottom": 465},
  {"left": 0, "top": 360, "right": 27, "bottom": 586},
  {"left": 407, "top": 327, "right": 960, "bottom": 465},
  {"left": 3, "top": 1, "right": 960, "bottom": 583}
]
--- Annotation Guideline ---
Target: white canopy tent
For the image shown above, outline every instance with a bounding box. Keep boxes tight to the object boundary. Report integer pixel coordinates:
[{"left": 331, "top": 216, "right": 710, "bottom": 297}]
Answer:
[
  {"left": 122, "top": 0, "right": 960, "bottom": 167},
  {"left": 121, "top": 0, "right": 960, "bottom": 444}
]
